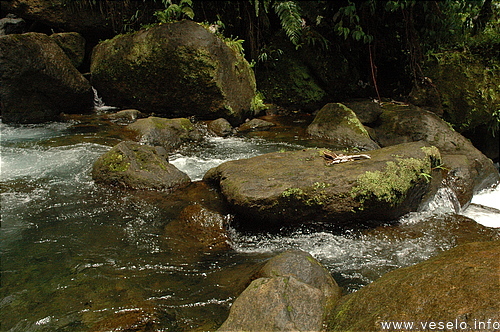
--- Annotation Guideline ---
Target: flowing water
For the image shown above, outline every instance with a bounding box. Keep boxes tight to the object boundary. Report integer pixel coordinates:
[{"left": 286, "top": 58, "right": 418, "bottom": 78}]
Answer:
[{"left": 1, "top": 117, "right": 499, "bottom": 331}]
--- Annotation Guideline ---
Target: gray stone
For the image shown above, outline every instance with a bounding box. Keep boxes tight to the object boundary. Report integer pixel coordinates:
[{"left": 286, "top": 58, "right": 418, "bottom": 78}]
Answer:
[
  {"left": 373, "top": 104, "right": 499, "bottom": 206},
  {"left": 207, "top": 118, "right": 234, "bottom": 137}
]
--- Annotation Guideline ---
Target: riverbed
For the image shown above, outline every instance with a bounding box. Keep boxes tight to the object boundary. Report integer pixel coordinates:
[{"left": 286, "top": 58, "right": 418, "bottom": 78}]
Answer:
[{"left": 1, "top": 115, "right": 499, "bottom": 331}]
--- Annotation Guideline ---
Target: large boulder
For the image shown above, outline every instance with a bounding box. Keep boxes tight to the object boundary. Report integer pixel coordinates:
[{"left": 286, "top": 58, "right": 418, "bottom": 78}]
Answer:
[
  {"left": 307, "top": 103, "right": 380, "bottom": 151},
  {"left": 218, "top": 250, "right": 340, "bottom": 332},
  {"left": 92, "top": 141, "right": 190, "bottom": 191},
  {"left": 327, "top": 241, "right": 500, "bottom": 331},
  {"left": 50, "top": 32, "right": 86, "bottom": 68},
  {"left": 91, "top": 20, "right": 257, "bottom": 125},
  {"left": 1, "top": 0, "right": 110, "bottom": 35},
  {"left": 409, "top": 51, "right": 500, "bottom": 133},
  {"left": 127, "top": 116, "right": 202, "bottom": 152},
  {"left": 204, "top": 141, "right": 442, "bottom": 230},
  {"left": 373, "top": 104, "right": 499, "bottom": 206},
  {"left": 0, "top": 32, "right": 94, "bottom": 123}
]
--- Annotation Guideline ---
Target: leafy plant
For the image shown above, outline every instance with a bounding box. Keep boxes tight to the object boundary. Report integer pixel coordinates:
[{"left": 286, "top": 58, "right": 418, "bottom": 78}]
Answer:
[
  {"left": 273, "top": 1, "right": 304, "bottom": 48},
  {"left": 154, "top": 0, "right": 194, "bottom": 24}
]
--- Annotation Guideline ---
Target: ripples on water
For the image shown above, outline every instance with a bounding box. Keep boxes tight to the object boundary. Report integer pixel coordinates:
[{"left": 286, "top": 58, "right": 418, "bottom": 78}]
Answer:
[{"left": 1, "top": 120, "right": 499, "bottom": 331}]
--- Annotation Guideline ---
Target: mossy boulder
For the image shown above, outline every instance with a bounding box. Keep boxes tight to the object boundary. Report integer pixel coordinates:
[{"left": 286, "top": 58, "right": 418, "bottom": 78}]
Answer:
[
  {"left": 204, "top": 141, "right": 442, "bottom": 230},
  {"left": 256, "top": 54, "right": 327, "bottom": 112},
  {"left": 127, "top": 116, "right": 201, "bottom": 152},
  {"left": 307, "top": 103, "right": 380, "bottom": 151},
  {"left": 373, "top": 104, "right": 499, "bottom": 206},
  {"left": 0, "top": 32, "right": 94, "bottom": 123},
  {"left": 91, "top": 20, "right": 256, "bottom": 125},
  {"left": 327, "top": 241, "right": 500, "bottom": 331},
  {"left": 409, "top": 51, "right": 500, "bottom": 134},
  {"left": 218, "top": 250, "right": 339, "bottom": 332},
  {"left": 92, "top": 141, "right": 190, "bottom": 191},
  {"left": 50, "top": 32, "right": 86, "bottom": 68}
]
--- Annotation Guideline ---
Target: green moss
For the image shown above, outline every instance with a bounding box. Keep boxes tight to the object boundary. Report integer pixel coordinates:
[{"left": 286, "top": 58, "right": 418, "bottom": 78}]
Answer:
[
  {"left": 131, "top": 145, "right": 168, "bottom": 172},
  {"left": 281, "top": 183, "right": 331, "bottom": 206},
  {"left": 350, "top": 157, "right": 432, "bottom": 206},
  {"left": 104, "top": 152, "right": 130, "bottom": 172},
  {"left": 425, "top": 51, "right": 500, "bottom": 132}
]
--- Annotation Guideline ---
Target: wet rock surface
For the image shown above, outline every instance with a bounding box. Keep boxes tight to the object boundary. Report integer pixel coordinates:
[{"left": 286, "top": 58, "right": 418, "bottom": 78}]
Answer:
[
  {"left": 127, "top": 116, "right": 202, "bottom": 152},
  {"left": 218, "top": 250, "right": 340, "bottom": 332},
  {"left": 372, "top": 103, "right": 499, "bottom": 206},
  {"left": 204, "top": 141, "right": 442, "bottom": 230},
  {"left": 91, "top": 141, "right": 190, "bottom": 191},
  {"left": 327, "top": 240, "right": 500, "bottom": 332}
]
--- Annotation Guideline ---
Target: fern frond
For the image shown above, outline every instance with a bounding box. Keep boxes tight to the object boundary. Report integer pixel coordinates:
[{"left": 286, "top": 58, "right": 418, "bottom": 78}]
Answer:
[{"left": 273, "top": 1, "right": 304, "bottom": 48}]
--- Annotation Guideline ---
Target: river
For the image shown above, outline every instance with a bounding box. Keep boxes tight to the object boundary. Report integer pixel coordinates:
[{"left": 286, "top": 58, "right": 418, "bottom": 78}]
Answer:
[{"left": 1, "top": 116, "right": 499, "bottom": 331}]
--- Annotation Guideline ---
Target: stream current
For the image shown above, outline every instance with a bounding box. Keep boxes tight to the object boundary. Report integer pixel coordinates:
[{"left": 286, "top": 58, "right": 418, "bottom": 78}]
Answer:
[{"left": 1, "top": 117, "right": 499, "bottom": 331}]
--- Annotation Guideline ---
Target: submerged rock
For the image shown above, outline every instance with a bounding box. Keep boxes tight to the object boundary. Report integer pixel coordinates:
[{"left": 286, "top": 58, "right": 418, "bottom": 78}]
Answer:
[
  {"left": 327, "top": 240, "right": 500, "bottom": 331},
  {"left": 307, "top": 103, "right": 380, "bottom": 151},
  {"left": 92, "top": 141, "right": 190, "bottom": 191},
  {"left": 373, "top": 104, "right": 499, "bottom": 206},
  {"left": 127, "top": 116, "right": 201, "bottom": 152},
  {"left": 204, "top": 141, "right": 442, "bottom": 230},
  {"left": 0, "top": 32, "right": 94, "bottom": 124},
  {"left": 164, "top": 204, "right": 231, "bottom": 251},
  {"left": 91, "top": 20, "right": 257, "bottom": 125},
  {"left": 218, "top": 250, "right": 339, "bottom": 332}
]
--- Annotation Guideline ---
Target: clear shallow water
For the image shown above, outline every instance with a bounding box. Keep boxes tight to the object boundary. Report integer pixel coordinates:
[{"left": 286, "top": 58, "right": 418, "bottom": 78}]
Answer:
[{"left": 1, "top": 119, "right": 499, "bottom": 331}]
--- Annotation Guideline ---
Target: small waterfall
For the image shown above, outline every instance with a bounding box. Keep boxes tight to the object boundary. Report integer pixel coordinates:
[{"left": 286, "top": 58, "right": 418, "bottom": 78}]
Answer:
[
  {"left": 92, "top": 87, "right": 116, "bottom": 112},
  {"left": 92, "top": 87, "right": 104, "bottom": 109}
]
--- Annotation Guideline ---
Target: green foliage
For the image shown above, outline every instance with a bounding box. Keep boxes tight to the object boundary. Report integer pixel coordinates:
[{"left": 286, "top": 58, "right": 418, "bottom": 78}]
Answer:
[
  {"left": 333, "top": 0, "right": 373, "bottom": 43},
  {"left": 273, "top": 1, "right": 304, "bottom": 48},
  {"left": 154, "top": 0, "right": 194, "bottom": 24}
]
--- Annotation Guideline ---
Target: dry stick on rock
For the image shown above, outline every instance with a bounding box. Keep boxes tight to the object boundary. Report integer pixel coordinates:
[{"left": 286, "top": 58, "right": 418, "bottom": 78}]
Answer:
[{"left": 322, "top": 150, "right": 371, "bottom": 165}]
